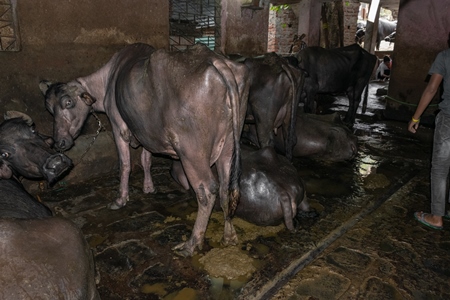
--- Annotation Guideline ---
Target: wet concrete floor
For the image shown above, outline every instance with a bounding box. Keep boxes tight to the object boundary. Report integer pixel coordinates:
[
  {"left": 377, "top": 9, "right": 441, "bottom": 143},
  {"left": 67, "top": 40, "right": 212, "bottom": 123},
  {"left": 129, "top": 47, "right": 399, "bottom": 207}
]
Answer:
[{"left": 37, "top": 81, "right": 450, "bottom": 300}]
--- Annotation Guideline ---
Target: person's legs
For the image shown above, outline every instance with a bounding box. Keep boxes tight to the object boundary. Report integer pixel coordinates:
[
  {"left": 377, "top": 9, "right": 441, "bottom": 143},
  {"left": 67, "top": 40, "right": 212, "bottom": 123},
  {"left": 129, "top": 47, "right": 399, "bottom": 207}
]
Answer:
[
  {"left": 431, "top": 112, "right": 450, "bottom": 216},
  {"left": 417, "top": 112, "right": 450, "bottom": 228}
]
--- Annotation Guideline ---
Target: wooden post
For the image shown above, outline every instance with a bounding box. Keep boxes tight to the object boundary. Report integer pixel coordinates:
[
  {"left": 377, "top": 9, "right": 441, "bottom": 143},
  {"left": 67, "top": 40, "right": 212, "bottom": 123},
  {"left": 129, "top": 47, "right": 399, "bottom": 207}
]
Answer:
[{"left": 364, "top": 0, "right": 380, "bottom": 54}]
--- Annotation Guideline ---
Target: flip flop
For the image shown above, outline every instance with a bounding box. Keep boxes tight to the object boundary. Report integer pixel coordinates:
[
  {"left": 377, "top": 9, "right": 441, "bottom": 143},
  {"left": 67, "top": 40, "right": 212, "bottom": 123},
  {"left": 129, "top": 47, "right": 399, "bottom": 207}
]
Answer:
[{"left": 414, "top": 212, "right": 443, "bottom": 230}]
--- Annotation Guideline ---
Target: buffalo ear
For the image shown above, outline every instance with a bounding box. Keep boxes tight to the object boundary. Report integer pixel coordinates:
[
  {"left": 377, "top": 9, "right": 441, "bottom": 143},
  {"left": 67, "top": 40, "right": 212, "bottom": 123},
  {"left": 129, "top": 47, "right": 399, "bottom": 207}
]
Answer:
[
  {"left": 4, "top": 111, "right": 34, "bottom": 126},
  {"left": 80, "top": 92, "right": 96, "bottom": 106},
  {"left": 0, "top": 163, "right": 13, "bottom": 179},
  {"left": 39, "top": 80, "right": 54, "bottom": 96}
]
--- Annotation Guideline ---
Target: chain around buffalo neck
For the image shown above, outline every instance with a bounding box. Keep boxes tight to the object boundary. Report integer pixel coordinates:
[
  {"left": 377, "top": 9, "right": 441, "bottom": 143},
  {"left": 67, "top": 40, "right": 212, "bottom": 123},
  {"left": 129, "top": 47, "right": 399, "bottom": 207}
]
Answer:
[{"left": 74, "top": 110, "right": 105, "bottom": 166}]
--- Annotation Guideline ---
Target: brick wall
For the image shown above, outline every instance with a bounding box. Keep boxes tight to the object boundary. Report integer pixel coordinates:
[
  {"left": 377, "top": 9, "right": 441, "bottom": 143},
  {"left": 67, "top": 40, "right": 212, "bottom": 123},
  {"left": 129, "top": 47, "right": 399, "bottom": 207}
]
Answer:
[
  {"left": 267, "top": 1, "right": 362, "bottom": 53},
  {"left": 267, "top": 5, "right": 299, "bottom": 54},
  {"left": 342, "top": 0, "right": 361, "bottom": 46}
]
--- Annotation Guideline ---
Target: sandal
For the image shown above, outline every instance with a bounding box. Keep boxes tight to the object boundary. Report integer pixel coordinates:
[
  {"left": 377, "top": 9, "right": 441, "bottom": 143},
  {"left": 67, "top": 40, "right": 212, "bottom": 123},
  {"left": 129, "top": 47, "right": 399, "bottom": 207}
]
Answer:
[{"left": 414, "top": 212, "right": 443, "bottom": 230}]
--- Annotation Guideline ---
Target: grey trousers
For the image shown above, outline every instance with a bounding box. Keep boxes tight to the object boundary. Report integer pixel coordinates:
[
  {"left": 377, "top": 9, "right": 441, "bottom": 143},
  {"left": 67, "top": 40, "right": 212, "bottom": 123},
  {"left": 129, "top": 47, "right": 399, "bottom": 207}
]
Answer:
[{"left": 431, "top": 111, "right": 450, "bottom": 216}]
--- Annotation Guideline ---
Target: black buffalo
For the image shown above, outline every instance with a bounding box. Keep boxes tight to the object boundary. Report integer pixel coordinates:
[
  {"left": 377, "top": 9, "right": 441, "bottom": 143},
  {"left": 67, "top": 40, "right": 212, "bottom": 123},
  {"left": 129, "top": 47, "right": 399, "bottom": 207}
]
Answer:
[
  {"left": 243, "top": 112, "right": 358, "bottom": 162},
  {"left": 0, "top": 112, "right": 99, "bottom": 300},
  {"left": 296, "top": 43, "right": 377, "bottom": 125},
  {"left": 170, "top": 144, "right": 310, "bottom": 231},
  {"left": 40, "top": 43, "right": 250, "bottom": 257},
  {"left": 243, "top": 52, "right": 305, "bottom": 160}
]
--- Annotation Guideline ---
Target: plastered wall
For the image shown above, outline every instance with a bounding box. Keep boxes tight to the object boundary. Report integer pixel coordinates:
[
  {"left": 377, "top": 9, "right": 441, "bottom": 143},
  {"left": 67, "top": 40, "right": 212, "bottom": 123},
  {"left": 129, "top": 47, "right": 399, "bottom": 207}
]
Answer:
[
  {"left": 385, "top": 0, "right": 450, "bottom": 123},
  {"left": 0, "top": 0, "right": 169, "bottom": 187}
]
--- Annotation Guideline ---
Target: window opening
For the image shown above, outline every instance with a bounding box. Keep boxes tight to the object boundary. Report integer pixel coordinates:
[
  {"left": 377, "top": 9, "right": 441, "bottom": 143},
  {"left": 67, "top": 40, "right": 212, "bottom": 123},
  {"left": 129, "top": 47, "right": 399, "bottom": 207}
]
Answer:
[
  {"left": 169, "top": 0, "right": 220, "bottom": 51},
  {"left": 0, "top": 0, "right": 20, "bottom": 51}
]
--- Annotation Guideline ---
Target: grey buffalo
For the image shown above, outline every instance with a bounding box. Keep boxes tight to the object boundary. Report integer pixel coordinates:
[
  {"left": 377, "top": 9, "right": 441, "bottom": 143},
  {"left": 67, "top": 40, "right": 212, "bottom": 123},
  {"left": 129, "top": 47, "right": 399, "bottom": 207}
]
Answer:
[
  {"left": 40, "top": 43, "right": 250, "bottom": 257},
  {"left": 0, "top": 112, "right": 99, "bottom": 300},
  {"left": 376, "top": 19, "right": 397, "bottom": 50},
  {"left": 170, "top": 144, "right": 310, "bottom": 231},
  {"left": 243, "top": 112, "right": 358, "bottom": 162},
  {"left": 354, "top": 19, "right": 397, "bottom": 50}
]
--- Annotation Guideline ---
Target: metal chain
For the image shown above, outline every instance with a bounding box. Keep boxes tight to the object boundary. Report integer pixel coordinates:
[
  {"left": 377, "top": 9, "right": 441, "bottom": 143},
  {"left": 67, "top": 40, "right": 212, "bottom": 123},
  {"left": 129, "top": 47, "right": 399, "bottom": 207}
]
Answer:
[{"left": 74, "top": 111, "right": 106, "bottom": 166}]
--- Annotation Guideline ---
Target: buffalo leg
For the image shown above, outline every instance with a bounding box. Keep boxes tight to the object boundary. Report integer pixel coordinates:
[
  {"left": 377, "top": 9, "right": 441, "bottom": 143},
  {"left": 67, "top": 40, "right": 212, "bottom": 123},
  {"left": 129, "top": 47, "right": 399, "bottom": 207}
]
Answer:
[
  {"left": 344, "top": 90, "right": 357, "bottom": 125},
  {"left": 141, "top": 149, "right": 156, "bottom": 194},
  {"left": 172, "top": 160, "right": 218, "bottom": 257},
  {"left": 108, "top": 129, "right": 131, "bottom": 210},
  {"left": 304, "top": 88, "right": 318, "bottom": 114},
  {"left": 215, "top": 156, "right": 238, "bottom": 246},
  {"left": 280, "top": 193, "right": 296, "bottom": 231},
  {"left": 170, "top": 160, "right": 190, "bottom": 190}
]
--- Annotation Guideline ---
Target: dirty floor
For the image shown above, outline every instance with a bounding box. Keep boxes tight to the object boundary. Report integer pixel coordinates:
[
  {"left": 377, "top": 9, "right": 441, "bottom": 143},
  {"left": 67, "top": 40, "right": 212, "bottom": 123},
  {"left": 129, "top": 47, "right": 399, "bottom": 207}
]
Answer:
[{"left": 38, "top": 82, "right": 449, "bottom": 300}]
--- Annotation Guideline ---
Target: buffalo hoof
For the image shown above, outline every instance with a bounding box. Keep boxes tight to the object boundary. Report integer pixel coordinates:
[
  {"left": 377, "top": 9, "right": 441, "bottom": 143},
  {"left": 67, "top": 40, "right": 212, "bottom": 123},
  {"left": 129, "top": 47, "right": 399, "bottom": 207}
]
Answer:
[
  {"left": 142, "top": 186, "right": 156, "bottom": 194},
  {"left": 221, "top": 236, "right": 238, "bottom": 247},
  {"left": 107, "top": 198, "right": 128, "bottom": 210},
  {"left": 221, "top": 221, "right": 238, "bottom": 246},
  {"left": 172, "top": 240, "right": 198, "bottom": 257}
]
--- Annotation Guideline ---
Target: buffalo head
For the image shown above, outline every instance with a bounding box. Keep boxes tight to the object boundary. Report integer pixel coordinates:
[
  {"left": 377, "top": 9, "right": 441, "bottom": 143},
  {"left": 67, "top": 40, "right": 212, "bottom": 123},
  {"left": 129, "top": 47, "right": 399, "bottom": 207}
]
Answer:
[
  {"left": 39, "top": 80, "right": 96, "bottom": 152},
  {"left": 324, "top": 126, "right": 358, "bottom": 162},
  {"left": 0, "top": 111, "right": 73, "bottom": 185}
]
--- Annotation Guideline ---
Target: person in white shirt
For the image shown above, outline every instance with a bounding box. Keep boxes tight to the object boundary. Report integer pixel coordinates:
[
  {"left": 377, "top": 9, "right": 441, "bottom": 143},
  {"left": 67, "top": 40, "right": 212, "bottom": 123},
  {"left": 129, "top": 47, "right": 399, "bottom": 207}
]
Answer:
[{"left": 376, "top": 55, "right": 391, "bottom": 81}]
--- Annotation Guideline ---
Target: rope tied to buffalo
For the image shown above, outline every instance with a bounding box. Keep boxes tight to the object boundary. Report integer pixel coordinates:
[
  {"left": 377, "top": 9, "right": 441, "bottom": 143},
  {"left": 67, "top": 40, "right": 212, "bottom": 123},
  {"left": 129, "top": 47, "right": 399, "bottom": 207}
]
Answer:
[{"left": 384, "top": 95, "right": 438, "bottom": 107}]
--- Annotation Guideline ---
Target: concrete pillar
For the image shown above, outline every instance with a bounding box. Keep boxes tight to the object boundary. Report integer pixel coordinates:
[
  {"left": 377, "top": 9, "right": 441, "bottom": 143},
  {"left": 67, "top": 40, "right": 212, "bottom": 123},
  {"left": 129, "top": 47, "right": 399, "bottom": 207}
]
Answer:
[
  {"left": 384, "top": 0, "right": 450, "bottom": 124},
  {"left": 294, "top": 0, "right": 322, "bottom": 47}
]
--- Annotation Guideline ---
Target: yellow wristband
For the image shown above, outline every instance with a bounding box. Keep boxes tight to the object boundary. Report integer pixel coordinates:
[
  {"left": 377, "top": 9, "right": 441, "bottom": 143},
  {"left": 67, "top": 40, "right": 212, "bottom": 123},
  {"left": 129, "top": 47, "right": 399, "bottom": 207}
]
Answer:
[{"left": 411, "top": 117, "right": 420, "bottom": 123}]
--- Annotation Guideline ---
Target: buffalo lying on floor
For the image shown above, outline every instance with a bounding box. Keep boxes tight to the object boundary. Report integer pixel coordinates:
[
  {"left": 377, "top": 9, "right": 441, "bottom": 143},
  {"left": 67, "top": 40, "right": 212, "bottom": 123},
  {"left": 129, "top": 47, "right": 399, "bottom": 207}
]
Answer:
[
  {"left": 296, "top": 43, "right": 377, "bottom": 125},
  {"left": 243, "top": 112, "right": 358, "bottom": 162},
  {"left": 243, "top": 53, "right": 305, "bottom": 160},
  {"left": 0, "top": 112, "right": 99, "bottom": 300},
  {"left": 40, "top": 43, "right": 250, "bottom": 257},
  {"left": 170, "top": 144, "right": 310, "bottom": 231}
]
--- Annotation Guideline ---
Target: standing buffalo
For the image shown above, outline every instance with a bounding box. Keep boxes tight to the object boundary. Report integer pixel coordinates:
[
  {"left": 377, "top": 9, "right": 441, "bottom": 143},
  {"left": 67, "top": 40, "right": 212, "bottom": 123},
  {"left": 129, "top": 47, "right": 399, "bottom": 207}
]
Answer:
[
  {"left": 384, "top": 31, "right": 396, "bottom": 43},
  {"left": 0, "top": 112, "right": 100, "bottom": 300},
  {"left": 170, "top": 144, "right": 310, "bottom": 231},
  {"left": 40, "top": 43, "right": 250, "bottom": 257},
  {"left": 243, "top": 112, "right": 358, "bottom": 162},
  {"left": 296, "top": 43, "right": 377, "bottom": 125},
  {"left": 243, "top": 53, "right": 305, "bottom": 160},
  {"left": 376, "top": 19, "right": 397, "bottom": 50},
  {"left": 354, "top": 19, "right": 397, "bottom": 50}
]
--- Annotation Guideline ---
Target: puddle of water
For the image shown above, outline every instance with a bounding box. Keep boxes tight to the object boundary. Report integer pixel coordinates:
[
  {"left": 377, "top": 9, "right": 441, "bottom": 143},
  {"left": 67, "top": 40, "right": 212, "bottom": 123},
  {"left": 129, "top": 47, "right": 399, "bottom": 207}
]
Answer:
[
  {"left": 357, "top": 155, "right": 380, "bottom": 178},
  {"left": 164, "top": 287, "right": 199, "bottom": 300},
  {"left": 141, "top": 282, "right": 168, "bottom": 295},
  {"left": 306, "top": 178, "right": 351, "bottom": 196}
]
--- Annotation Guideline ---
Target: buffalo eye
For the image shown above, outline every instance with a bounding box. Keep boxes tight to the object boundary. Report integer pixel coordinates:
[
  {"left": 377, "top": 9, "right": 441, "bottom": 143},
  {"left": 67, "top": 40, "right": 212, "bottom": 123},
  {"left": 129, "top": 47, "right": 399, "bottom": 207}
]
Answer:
[
  {"left": 62, "top": 96, "right": 75, "bottom": 109},
  {"left": 30, "top": 125, "right": 36, "bottom": 134},
  {"left": 1, "top": 152, "right": 9, "bottom": 159}
]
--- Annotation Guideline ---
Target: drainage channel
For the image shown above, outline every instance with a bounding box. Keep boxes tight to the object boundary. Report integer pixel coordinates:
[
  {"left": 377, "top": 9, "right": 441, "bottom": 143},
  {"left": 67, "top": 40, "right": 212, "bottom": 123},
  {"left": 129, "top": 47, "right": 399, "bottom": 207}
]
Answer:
[{"left": 237, "top": 170, "right": 419, "bottom": 300}]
